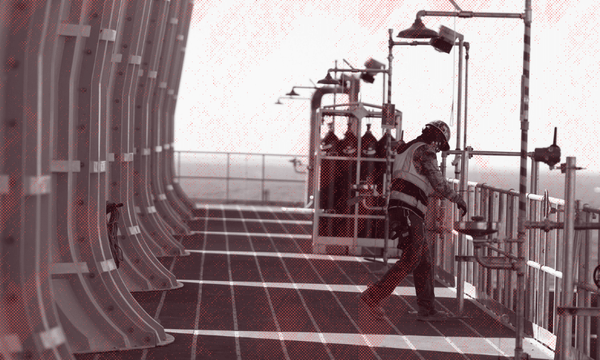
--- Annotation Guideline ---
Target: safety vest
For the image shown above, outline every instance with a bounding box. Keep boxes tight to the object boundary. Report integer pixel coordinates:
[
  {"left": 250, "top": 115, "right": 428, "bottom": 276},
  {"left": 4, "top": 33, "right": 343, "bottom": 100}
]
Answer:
[{"left": 390, "top": 142, "right": 434, "bottom": 215}]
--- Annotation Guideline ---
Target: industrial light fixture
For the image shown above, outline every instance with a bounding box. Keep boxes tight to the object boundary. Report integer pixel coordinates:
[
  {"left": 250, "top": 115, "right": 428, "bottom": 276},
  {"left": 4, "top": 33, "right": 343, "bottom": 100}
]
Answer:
[
  {"left": 397, "top": 17, "right": 438, "bottom": 39},
  {"left": 430, "top": 25, "right": 462, "bottom": 53},
  {"left": 317, "top": 72, "right": 341, "bottom": 85},
  {"left": 286, "top": 88, "right": 300, "bottom": 96},
  {"left": 360, "top": 58, "right": 385, "bottom": 84}
]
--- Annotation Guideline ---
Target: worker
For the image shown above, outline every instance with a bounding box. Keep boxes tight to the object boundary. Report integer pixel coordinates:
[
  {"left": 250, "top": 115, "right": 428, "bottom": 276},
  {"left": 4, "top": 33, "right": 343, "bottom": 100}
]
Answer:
[{"left": 359, "top": 120, "right": 467, "bottom": 322}]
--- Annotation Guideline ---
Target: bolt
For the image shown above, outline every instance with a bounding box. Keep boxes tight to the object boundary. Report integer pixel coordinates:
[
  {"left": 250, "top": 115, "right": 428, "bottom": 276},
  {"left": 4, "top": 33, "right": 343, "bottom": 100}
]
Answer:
[
  {"left": 78, "top": 199, "right": 84, "bottom": 205},
  {"left": 85, "top": 49, "right": 92, "bottom": 55},
  {"left": 107, "top": 305, "right": 114, "bottom": 311},
  {"left": 6, "top": 119, "right": 17, "bottom": 127},
  {"left": 149, "top": 275, "right": 155, "bottom": 280},
  {"left": 113, "top": 126, "right": 119, "bottom": 130},
  {"left": 5, "top": 237, "right": 15, "bottom": 245},
  {"left": 81, "top": 88, "right": 87, "bottom": 93},
  {"left": 122, "top": 44, "right": 128, "bottom": 49},
  {"left": 128, "top": 327, "right": 134, "bottom": 333},
  {"left": 6, "top": 57, "right": 19, "bottom": 69},
  {"left": 89, "top": 272, "right": 95, "bottom": 278},
  {"left": 115, "top": 99, "right": 120, "bottom": 103}
]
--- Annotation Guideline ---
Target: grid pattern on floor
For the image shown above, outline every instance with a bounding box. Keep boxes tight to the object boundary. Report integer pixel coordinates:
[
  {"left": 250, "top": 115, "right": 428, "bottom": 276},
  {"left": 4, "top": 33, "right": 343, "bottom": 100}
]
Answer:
[{"left": 75, "top": 204, "right": 554, "bottom": 360}]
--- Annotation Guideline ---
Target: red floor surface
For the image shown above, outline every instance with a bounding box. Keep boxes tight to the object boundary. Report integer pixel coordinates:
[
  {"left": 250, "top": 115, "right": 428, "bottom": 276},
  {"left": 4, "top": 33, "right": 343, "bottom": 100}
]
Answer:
[{"left": 74, "top": 204, "right": 554, "bottom": 360}]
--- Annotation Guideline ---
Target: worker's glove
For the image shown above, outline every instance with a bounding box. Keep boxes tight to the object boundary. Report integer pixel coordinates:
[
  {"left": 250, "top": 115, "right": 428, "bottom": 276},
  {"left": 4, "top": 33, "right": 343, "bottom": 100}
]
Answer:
[{"left": 456, "top": 198, "right": 467, "bottom": 218}]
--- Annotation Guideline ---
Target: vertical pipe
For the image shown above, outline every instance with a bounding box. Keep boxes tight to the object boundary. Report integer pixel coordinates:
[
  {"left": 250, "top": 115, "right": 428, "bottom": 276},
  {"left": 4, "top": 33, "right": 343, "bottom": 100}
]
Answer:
[
  {"left": 387, "top": 29, "right": 393, "bottom": 105},
  {"left": 556, "top": 157, "right": 576, "bottom": 360},
  {"left": 226, "top": 153, "right": 230, "bottom": 202},
  {"left": 456, "top": 37, "right": 467, "bottom": 315},
  {"left": 381, "top": 29, "right": 394, "bottom": 264},
  {"left": 261, "top": 154, "right": 265, "bottom": 202},
  {"left": 515, "top": 1, "right": 532, "bottom": 358}
]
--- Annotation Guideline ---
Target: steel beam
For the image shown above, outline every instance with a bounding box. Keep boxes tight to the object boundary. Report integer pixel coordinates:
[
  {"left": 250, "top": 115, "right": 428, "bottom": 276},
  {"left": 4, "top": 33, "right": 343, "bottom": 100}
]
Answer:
[
  {"left": 52, "top": 0, "right": 173, "bottom": 352},
  {"left": 109, "top": 0, "right": 182, "bottom": 291},
  {"left": 148, "top": 0, "right": 191, "bottom": 234},
  {"left": 0, "top": 1, "right": 74, "bottom": 358},
  {"left": 133, "top": 0, "right": 188, "bottom": 257},
  {"left": 161, "top": 0, "right": 196, "bottom": 217}
]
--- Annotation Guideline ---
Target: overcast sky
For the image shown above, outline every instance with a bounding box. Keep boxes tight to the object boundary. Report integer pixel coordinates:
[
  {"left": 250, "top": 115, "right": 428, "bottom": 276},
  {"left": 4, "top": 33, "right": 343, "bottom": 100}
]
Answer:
[{"left": 173, "top": 0, "right": 600, "bottom": 175}]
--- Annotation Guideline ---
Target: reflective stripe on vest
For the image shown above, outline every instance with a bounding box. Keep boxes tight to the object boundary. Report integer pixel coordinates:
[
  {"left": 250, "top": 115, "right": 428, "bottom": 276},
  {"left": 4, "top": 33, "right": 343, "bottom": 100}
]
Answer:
[
  {"left": 392, "top": 142, "right": 433, "bottom": 196},
  {"left": 391, "top": 142, "right": 433, "bottom": 212},
  {"left": 390, "top": 190, "right": 428, "bottom": 215}
]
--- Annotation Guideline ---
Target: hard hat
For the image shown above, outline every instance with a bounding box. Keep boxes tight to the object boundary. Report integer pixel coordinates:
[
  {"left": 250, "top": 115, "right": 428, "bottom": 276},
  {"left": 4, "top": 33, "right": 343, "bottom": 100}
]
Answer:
[{"left": 425, "top": 120, "right": 451, "bottom": 151}]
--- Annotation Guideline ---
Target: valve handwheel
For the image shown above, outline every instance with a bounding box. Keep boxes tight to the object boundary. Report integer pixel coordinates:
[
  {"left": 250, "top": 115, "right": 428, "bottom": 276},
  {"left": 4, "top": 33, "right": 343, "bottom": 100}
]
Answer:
[{"left": 594, "top": 265, "right": 600, "bottom": 288}]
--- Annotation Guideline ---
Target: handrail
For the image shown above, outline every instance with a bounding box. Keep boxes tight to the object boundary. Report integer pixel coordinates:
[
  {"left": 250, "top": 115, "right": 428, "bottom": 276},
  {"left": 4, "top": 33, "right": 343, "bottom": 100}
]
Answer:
[{"left": 173, "top": 150, "right": 308, "bottom": 205}]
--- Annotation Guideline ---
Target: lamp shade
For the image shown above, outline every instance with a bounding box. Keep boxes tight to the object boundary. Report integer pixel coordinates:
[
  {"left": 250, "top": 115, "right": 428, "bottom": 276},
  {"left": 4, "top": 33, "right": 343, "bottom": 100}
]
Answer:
[
  {"left": 397, "top": 18, "right": 438, "bottom": 39},
  {"left": 317, "top": 73, "right": 341, "bottom": 85}
]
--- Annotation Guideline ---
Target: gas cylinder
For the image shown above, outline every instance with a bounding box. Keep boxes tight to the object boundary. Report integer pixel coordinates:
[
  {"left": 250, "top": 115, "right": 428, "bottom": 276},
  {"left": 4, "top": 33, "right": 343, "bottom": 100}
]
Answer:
[
  {"left": 335, "top": 121, "right": 358, "bottom": 237},
  {"left": 373, "top": 130, "right": 399, "bottom": 238},
  {"left": 358, "top": 124, "right": 378, "bottom": 238},
  {"left": 319, "top": 123, "right": 339, "bottom": 236}
]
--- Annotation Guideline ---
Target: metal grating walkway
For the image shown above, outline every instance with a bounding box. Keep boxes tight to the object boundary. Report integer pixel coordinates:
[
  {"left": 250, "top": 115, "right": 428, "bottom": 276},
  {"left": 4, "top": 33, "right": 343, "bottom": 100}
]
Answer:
[{"left": 75, "top": 205, "right": 555, "bottom": 360}]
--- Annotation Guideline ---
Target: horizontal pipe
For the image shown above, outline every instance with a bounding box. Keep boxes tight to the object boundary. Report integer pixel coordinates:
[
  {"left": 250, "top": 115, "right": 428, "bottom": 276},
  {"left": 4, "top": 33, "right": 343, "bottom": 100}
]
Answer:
[
  {"left": 176, "top": 176, "right": 305, "bottom": 184},
  {"left": 327, "top": 68, "right": 389, "bottom": 74},
  {"left": 417, "top": 10, "right": 524, "bottom": 19},
  {"left": 175, "top": 150, "right": 307, "bottom": 158},
  {"left": 527, "top": 260, "right": 563, "bottom": 278},
  {"left": 444, "top": 149, "right": 533, "bottom": 157}
]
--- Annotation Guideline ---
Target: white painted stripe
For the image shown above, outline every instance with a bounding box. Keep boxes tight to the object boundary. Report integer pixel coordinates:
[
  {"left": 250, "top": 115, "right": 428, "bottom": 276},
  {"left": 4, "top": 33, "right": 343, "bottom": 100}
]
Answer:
[
  {"left": 165, "top": 329, "right": 513, "bottom": 356},
  {"left": 256, "top": 205, "right": 417, "bottom": 360},
  {"left": 179, "top": 279, "right": 371, "bottom": 294},
  {"left": 221, "top": 205, "right": 242, "bottom": 360},
  {"left": 191, "top": 205, "right": 209, "bottom": 360},
  {"left": 249, "top": 206, "right": 369, "bottom": 360},
  {"left": 190, "top": 230, "right": 311, "bottom": 239},
  {"left": 191, "top": 217, "right": 312, "bottom": 226},
  {"left": 194, "top": 203, "right": 314, "bottom": 213},
  {"left": 185, "top": 249, "right": 388, "bottom": 263},
  {"left": 234, "top": 205, "right": 291, "bottom": 360},
  {"left": 241, "top": 206, "right": 336, "bottom": 360}
]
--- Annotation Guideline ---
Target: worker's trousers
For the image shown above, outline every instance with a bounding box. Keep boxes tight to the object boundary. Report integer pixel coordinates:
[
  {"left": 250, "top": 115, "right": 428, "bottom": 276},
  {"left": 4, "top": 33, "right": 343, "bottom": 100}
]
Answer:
[{"left": 361, "top": 206, "right": 436, "bottom": 314}]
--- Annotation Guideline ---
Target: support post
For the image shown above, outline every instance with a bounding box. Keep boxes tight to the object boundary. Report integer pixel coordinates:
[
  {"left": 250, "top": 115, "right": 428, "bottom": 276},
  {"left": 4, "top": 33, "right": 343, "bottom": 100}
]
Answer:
[{"left": 555, "top": 157, "right": 577, "bottom": 360}]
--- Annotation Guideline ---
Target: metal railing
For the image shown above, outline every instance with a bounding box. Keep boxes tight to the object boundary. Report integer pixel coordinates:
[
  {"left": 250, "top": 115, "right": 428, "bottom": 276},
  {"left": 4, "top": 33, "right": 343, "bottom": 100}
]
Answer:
[
  {"left": 174, "top": 149, "right": 600, "bottom": 358},
  {"left": 432, "top": 177, "right": 600, "bottom": 359},
  {"left": 173, "top": 150, "right": 309, "bottom": 206}
]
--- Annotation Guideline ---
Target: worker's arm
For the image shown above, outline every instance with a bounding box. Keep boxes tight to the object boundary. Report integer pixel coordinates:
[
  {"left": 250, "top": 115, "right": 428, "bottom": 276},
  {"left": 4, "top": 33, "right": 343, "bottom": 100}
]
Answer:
[{"left": 414, "top": 145, "right": 467, "bottom": 215}]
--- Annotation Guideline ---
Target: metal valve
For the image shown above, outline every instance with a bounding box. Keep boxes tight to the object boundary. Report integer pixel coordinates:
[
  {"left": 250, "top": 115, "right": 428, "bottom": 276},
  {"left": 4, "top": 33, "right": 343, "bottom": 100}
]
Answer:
[{"left": 533, "top": 127, "right": 561, "bottom": 169}]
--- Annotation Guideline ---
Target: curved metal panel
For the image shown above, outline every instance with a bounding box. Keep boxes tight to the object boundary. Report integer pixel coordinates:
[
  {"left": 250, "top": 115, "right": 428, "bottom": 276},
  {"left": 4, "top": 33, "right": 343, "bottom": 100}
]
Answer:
[
  {"left": 1, "top": 1, "right": 74, "bottom": 359},
  {"left": 161, "top": 0, "right": 195, "bottom": 217},
  {"left": 133, "top": 0, "right": 189, "bottom": 257},
  {"left": 148, "top": 0, "right": 191, "bottom": 234},
  {"left": 51, "top": 0, "right": 173, "bottom": 353},
  {"left": 108, "top": 0, "right": 182, "bottom": 292}
]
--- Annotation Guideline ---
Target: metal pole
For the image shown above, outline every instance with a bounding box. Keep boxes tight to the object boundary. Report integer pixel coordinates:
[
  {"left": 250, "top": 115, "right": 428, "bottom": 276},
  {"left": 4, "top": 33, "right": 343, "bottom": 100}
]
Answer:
[
  {"left": 261, "top": 154, "right": 265, "bottom": 202},
  {"left": 515, "top": 1, "right": 532, "bottom": 358},
  {"left": 226, "top": 153, "right": 230, "bottom": 202},
  {"left": 455, "top": 36, "right": 469, "bottom": 315},
  {"left": 556, "top": 157, "right": 576, "bottom": 360}
]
